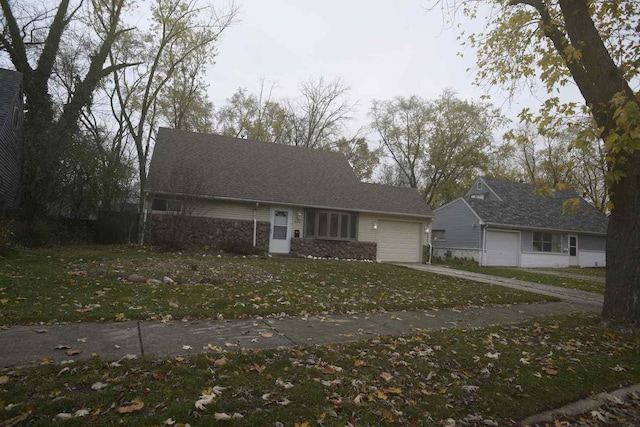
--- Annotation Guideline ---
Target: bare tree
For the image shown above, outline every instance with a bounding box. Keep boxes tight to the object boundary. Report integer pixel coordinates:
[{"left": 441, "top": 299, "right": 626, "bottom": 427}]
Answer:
[
  {"left": 286, "top": 77, "right": 355, "bottom": 148},
  {"left": 107, "top": 0, "right": 238, "bottom": 241}
]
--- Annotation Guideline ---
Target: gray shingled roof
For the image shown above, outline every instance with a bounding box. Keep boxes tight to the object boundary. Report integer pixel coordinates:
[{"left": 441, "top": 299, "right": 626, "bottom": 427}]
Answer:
[
  {"left": 148, "top": 128, "right": 433, "bottom": 217},
  {"left": 0, "top": 69, "right": 22, "bottom": 128},
  {"left": 467, "top": 177, "right": 607, "bottom": 234}
]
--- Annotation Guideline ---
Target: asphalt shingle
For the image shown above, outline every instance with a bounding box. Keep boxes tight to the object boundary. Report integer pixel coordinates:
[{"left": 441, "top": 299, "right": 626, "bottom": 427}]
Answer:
[
  {"left": 468, "top": 177, "right": 607, "bottom": 234},
  {"left": 148, "top": 128, "right": 433, "bottom": 217}
]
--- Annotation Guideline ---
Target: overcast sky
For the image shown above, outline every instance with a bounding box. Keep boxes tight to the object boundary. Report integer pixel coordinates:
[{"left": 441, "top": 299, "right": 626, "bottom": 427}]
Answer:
[{"left": 206, "top": 0, "right": 548, "bottom": 135}]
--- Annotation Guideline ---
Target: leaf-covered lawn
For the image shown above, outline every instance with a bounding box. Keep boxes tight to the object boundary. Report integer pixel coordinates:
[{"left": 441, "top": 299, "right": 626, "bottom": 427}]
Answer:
[
  {"left": 0, "top": 246, "right": 552, "bottom": 326},
  {"left": 559, "top": 267, "right": 606, "bottom": 278},
  {"left": 448, "top": 264, "right": 605, "bottom": 294},
  {"left": 1, "top": 313, "right": 638, "bottom": 426}
]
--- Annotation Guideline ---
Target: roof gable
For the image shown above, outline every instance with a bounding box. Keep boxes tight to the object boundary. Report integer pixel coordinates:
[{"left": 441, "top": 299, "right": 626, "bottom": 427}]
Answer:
[
  {"left": 148, "top": 128, "right": 433, "bottom": 217},
  {"left": 465, "top": 177, "right": 607, "bottom": 234}
]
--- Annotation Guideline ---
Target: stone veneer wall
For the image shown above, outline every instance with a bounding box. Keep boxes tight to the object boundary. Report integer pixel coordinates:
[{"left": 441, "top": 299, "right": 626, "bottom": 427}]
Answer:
[
  {"left": 290, "top": 237, "right": 377, "bottom": 260},
  {"left": 150, "top": 214, "right": 270, "bottom": 251},
  {"left": 422, "top": 245, "right": 431, "bottom": 264}
]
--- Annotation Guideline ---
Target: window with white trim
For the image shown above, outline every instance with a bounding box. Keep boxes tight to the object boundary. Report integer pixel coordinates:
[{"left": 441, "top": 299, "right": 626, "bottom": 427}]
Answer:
[
  {"left": 532, "top": 232, "right": 562, "bottom": 253},
  {"left": 432, "top": 230, "right": 446, "bottom": 241},
  {"left": 152, "top": 198, "right": 182, "bottom": 213},
  {"left": 305, "top": 209, "right": 357, "bottom": 240}
]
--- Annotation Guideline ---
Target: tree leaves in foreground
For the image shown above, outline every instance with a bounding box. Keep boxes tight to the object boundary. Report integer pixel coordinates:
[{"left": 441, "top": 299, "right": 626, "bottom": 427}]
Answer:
[{"left": 438, "top": 0, "right": 640, "bottom": 324}]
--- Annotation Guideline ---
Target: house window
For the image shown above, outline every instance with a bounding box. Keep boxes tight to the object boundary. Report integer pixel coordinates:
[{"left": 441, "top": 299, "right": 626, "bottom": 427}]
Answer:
[
  {"left": 152, "top": 198, "right": 182, "bottom": 213},
  {"left": 305, "top": 209, "right": 357, "bottom": 241},
  {"left": 476, "top": 182, "right": 482, "bottom": 190},
  {"left": 470, "top": 193, "right": 485, "bottom": 200},
  {"left": 532, "top": 232, "right": 562, "bottom": 253},
  {"left": 432, "top": 230, "right": 446, "bottom": 241}
]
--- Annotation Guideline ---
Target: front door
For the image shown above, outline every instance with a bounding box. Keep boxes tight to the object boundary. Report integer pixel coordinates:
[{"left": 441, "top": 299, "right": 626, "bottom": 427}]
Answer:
[
  {"left": 568, "top": 235, "right": 578, "bottom": 266},
  {"left": 269, "top": 208, "right": 291, "bottom": 254}
]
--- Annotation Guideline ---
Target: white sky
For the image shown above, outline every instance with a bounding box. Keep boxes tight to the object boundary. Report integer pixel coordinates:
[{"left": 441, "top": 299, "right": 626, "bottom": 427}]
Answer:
[{"left": 205, "top": 0, "right": 549, "bottom": 136}]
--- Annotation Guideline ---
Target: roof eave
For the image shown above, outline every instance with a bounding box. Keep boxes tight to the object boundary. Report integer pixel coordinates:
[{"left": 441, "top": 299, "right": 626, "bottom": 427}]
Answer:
[
  {"left": 148, "top": 191, "right": 434, "bottom": 219},
  {"left": 484, "top": 222, "right": 607, "bottom": 236}
]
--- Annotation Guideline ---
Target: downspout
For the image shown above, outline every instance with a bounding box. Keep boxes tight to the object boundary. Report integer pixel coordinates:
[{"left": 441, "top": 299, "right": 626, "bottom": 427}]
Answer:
[
  {"left": 252, "top": 203, "right": 258, "bottom": 247},
  {"left": 480, "top": 222, "right": 486, "bottom": 266},
  {"left": 427, "top": 221, "right": 432, "bottom": 265}
]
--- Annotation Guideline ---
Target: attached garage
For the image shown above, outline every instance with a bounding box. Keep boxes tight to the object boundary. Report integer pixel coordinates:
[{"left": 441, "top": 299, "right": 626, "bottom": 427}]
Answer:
[
  {"left": 376, "top": 220, "right": 422, "bottom": 262},
  {"left": 485, "top": 230, "right": 519, "bottom": 266}
]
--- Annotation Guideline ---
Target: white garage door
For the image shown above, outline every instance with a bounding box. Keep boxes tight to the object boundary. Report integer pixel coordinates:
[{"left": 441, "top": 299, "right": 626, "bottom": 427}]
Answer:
[
  {"left": 485, "top": 230, "right": 519, "bottom": 266},
  {"left": 377, "top": 220, "right": 422, "bottom": 263}
]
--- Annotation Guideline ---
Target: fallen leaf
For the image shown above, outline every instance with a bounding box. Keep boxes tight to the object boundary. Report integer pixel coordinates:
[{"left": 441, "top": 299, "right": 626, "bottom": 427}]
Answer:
[
  {"left": 54, "top": 345, "right": 71, "bottom": 350},
  {"left": 195, "top": 394, "right": 215, "bottom": 410},
  {"left": 182, "top": 345, "right": 192, "bottom": 350},
  {"left": 74, "top": 409, "right": 90, "bottom": 417},
  {"left": 248, "top": 364, "right": 266, "bottom": 373},
  {"left": 91, "top": 382, "right": 108, "bottom": 391},
  {"left": 214, "top": 358, "right": 227, "bottom": 368},
  {"left": 0, "top": 375, "right": 8, "bottom": 384},
  {"left": 66, "top": 349, "right": 82, "bottom": 356},
  {"left": 277, "top": 398, "right": 291, "bottom": 406},
  {"left": 380, "top": 372, "right": 393, "bottom": 381},
  {"left": 55, "top": 413, "right": 73, "bottom": 420},
  {"left": 260, "top": 332, "right": 274, "bottom": 338},
  {"left": 118, "top": 399, "right": 144, "bottom": 414},
  {"left": 542, "top": 367, "right": 558, "bottom": 376},
  {"left": 320, "top": 364, "right": 336, "bottom": 374},
  {"left": 2, "top": 412, "right": 29, "bottom": 426},
  {"left": 115, "top": 313, "right": 126, "bottom": 322}
]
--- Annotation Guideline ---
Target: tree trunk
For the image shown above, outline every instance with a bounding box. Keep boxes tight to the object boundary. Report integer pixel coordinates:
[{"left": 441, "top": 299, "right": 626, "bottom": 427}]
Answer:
[
  {"left": 602, "top": 149, "right": 640, "bottom": 324},
  {"left": 551, "top": 0, "right": 640, "bottom": 325}
]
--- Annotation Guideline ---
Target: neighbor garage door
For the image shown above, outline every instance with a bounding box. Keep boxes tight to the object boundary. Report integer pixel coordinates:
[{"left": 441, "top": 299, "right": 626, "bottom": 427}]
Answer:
[
  {"left": 376, "top": 220, "right": 422, "bottom": 263},
  {"left": 485, "top": 230, "right": 519, "bottom": 266}
]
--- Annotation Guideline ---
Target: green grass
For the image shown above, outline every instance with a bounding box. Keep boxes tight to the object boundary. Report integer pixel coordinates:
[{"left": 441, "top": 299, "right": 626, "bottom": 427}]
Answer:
[
  {"left": 557, "top": 267, "right": 606, "bottom": 278},
  {"left": 1, "top": 313, "right": 638, "bottom": 426},
  {"left": 0, "top": 246, "right": 553, "bottom": 326},
  {"left": 448, "top": 264, "right": 605, "bottom": 294}
]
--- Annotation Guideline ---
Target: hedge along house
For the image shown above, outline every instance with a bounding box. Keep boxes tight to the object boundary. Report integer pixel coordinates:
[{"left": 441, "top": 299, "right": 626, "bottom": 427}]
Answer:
[
  {"left": 146, "top": 128, "right": 433, "bottom": 262},
  {"left": 0, "top": 68, "right": 24, "bottom": 209},
  {"left": 430, "top": 177, "right": 608, "bottom": 268}
]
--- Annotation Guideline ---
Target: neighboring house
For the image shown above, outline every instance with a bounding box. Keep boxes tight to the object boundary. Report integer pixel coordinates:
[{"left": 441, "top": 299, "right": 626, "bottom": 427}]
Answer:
[
  {"left": 431, "top": 177, "right": 608, "bottom": 268},
  {"left": 0, "top": 68, "right": 24, "bottom": 209},
  {"left": 146, "top": 128, "right": 433, "bottom": 262}
]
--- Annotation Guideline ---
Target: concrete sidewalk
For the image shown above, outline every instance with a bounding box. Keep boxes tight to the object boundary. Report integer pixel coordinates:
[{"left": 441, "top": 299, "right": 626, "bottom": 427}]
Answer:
[
  {"left": 396, "top": 263, "right": 604, "bottom": 307},
  {"left": 0, "top": 264, "right": 604, "bottom": 369},
  {"left": 0, "top": 301, "right": 597, "bottom": 369}
]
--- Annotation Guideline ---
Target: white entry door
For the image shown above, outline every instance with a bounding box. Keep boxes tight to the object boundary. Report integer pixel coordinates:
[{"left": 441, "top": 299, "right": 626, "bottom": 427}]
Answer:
[
  {"left": 568, "top": 235, "right": 578, "bottom": 266},
  {"left": 269, "top": 208, "right": 291, "bottom": 254}
]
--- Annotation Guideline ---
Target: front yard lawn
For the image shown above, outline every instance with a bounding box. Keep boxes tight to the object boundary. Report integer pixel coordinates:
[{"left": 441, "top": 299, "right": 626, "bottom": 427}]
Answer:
[
  {"left": 448, "top": 264, "right": 605, "bottom": 295},
  {"left": 2, "top": 312, "right": 638, "bottom": 426},
  {"left": 0, "top": 246, "right": 553, "bottom": 326}
]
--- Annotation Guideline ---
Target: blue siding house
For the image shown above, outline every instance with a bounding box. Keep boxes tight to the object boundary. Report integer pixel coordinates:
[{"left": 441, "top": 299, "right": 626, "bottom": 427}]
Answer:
[
  {"left": 431, "top": 177, "right": 608, "bottom": 268},
  {"left": 0, "top": 69, "right": 24, "bottom": 209}
]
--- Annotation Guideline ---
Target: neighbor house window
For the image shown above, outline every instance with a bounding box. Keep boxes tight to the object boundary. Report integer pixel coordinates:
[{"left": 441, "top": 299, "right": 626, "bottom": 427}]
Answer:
[
  {"left": 432, "top": 230, "right": 446, "bottom": 241},
  {"left": 532, "top": 232, "right": 562, "bottom": 252},
  {"left": 470, "top": 193, "right": 485, "bottom": 200},
  {"left": 476, "top": 182, "right": 482, "bottom": 190},
  {"left": 305, "top": 209, "right": 357, "bottom": 240},
  {"left": 152, "top": 198, "right": 182, "bottom": 213}
]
